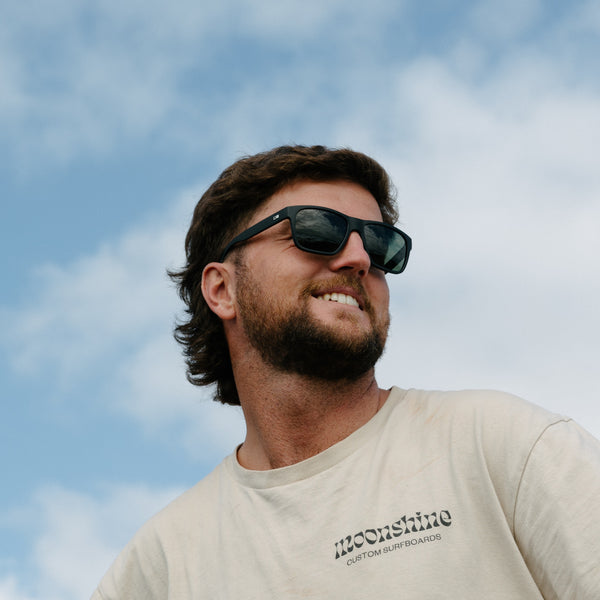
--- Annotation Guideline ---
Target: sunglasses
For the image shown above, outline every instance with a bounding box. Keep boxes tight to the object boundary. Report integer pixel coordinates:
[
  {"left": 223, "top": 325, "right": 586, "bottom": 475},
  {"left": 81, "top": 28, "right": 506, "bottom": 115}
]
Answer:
[{"left": 220, "top": 205, "right": 412, "bottom": 274}]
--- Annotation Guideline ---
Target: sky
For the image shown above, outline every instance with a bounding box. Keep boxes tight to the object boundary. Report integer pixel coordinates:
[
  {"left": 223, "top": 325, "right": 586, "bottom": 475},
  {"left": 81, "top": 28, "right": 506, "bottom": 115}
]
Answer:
[{"left": 0, "top": 0, "right": 599, "bottom": 598}]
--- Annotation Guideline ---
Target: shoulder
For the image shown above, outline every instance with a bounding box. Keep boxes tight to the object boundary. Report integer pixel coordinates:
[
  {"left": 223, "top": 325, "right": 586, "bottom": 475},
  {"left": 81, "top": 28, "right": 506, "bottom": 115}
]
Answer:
[
  {"left": 389, "top": 387, "right": 568, "bottom": 436},
  {"left": 138, "top": 460, "right": 227, "bottom": 543},
  {"left": 94, "top": 461, "right": 229, "bottom": 599},
  {"left": 386, "top": 387, "right": 571, "bottom": 505}
]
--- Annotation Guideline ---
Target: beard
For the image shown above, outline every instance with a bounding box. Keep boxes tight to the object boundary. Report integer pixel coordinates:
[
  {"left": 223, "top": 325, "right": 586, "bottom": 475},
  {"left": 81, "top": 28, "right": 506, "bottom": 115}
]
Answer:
[{"left": 236, "top": 266, "right": 389, "bottom": 381}]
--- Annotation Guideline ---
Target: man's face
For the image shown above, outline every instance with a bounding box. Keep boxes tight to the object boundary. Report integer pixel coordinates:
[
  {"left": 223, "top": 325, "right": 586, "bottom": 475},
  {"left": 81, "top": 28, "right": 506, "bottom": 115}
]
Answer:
[{"left": 232, "top": 180, "right": 391, "bottom": 381}]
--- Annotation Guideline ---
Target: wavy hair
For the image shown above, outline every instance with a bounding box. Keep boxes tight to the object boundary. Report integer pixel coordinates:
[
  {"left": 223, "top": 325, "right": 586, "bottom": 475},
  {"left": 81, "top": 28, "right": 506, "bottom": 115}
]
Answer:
[{"left": 169, "top": 145, "right": 398, "bottom": 406}]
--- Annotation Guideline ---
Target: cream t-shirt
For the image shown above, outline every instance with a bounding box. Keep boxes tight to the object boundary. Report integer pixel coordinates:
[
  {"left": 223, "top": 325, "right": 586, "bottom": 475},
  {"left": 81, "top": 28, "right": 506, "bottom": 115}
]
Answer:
[{"left": 92, "top": 388, "right": 600, "bottom": 599}]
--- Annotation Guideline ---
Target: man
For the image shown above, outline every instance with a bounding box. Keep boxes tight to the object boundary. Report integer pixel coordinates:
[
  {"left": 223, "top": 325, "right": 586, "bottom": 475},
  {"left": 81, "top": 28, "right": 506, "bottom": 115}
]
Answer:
[{"left": 92, "top": 145, "right": 600, "bottom": 599}]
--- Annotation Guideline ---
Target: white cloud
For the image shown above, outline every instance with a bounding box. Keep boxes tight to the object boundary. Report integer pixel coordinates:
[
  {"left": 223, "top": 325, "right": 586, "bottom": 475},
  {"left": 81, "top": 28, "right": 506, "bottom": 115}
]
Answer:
[
  {"left": 114, "top": 330, "right": 246, "bottom": 459},
  {"left": 0, "top": 2, "right": 210, "bottom": 165},
  {"left": 4, "top": 0, "right": 594, "bottom": 174},
  {"left": 2, "top": 483, "right": 183, "bottom": 600},
  {"left": 238, "top": 0, "right": 403, "bottom": 39},
  {"left": 0, "top": 577, "right": 35, "bottom": 600},
  {"left": 371, "top": 53, "right": 600, "bottom": 438},
  {"left": 0, "top": 0, "right": 406, "bottom": 168},
  {"left": 1, "top": 183, "right": 246, "bottom": 458},
  {"left": 3, "top": 191, "right": 193, "bottom": 382},
  {"left": 2, "top": 4, "right": 599, "bottom": 598},
  {"left": 34, "top": 484, "right": 182, "bottom": 599},
  {"left": 3, "top": 28, "right": 600, "bottom": 443}
]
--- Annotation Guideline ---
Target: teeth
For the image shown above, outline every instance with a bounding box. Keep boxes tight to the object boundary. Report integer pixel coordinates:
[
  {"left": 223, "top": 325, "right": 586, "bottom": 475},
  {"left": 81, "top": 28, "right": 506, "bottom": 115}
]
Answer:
[{"left": 316, "top": 292, "right": 360, "bottom": 308}]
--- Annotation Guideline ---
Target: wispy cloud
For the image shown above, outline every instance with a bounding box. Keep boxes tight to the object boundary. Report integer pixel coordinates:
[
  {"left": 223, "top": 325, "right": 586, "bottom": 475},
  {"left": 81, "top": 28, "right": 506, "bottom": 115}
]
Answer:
[
  {"left": 0, "top": 0, "right": 405, "bottom": 169},
  {"left": 2, "top": 0, "right": 596, "bottom": 175},
  {"left": 1, "top": 2, "right": 599, "bottom": 597},
  {"left": 373, "top": 53, "right": 600, "bottom": 434},
  {"left": 1, "top": 483, "right": 182, "bottom": 600},
  {"left": 0, "top": 578, "right": 35, "bottom": 600},
  {"left": 113, "top": 330, "right": 246, "bottom": 459},
  {"left": 3, "top": 14, "right": 600, "bottom": 441},
  {"left": 1, "top": 185, "right": 246, "bottom": 458},
  {"left": 3, "top": 194, "right": 190, "bottom": 381}
]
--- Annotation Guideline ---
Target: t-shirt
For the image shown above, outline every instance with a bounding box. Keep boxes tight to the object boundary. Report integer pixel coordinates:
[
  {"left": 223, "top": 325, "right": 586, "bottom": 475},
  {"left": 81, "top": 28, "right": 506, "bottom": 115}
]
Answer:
[{"left": 91, "top": 388, "right": 600, "bottom": 599}]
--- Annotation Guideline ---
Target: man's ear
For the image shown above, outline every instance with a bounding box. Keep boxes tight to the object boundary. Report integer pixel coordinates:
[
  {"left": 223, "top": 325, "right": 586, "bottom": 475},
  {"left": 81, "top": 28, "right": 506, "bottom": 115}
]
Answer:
[{"left": 201, "top": 262, "right": 237, "bottom": 320}]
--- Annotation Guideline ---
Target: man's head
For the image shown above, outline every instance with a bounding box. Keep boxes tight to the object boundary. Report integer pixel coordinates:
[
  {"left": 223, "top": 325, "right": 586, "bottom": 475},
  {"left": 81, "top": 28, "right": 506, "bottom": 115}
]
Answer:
[{"left": 170, "top": 145, "right": 401, "bottom": 406}]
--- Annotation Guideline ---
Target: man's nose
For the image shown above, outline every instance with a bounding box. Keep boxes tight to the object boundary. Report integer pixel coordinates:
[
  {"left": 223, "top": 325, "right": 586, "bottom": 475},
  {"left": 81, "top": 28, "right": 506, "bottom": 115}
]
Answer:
[{"left": 328, "top": 231, "right": 371, "bottom": 275}]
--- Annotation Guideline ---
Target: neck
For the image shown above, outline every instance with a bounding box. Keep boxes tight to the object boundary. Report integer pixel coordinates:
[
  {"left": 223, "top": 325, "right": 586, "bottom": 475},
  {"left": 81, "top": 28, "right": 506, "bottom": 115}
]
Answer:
[{"left": 234, "top": 364, "right": 389, "bottom": 470}]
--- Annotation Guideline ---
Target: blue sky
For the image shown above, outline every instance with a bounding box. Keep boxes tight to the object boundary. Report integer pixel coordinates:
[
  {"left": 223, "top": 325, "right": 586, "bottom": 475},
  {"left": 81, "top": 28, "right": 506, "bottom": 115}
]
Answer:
[{"left": 1, "top": 1, "right": 599, "bottom": 598}]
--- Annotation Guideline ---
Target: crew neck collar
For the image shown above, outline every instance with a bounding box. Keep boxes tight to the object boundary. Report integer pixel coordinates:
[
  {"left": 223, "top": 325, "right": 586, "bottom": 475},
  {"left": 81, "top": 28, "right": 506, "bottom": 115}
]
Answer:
[{"left": 225, "top": 387, "right": 406, "bottom": 489}]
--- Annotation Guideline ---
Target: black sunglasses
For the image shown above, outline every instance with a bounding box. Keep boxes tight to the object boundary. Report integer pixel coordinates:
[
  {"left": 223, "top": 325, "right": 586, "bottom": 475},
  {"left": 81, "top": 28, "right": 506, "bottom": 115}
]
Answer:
[{"left": 220, "top": 205, "right": 412, "bottom": 274}]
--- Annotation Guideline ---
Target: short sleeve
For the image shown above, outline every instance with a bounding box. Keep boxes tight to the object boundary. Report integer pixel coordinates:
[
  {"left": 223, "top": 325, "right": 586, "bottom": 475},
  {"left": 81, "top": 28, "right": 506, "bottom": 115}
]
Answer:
[
  {"left": 92, "top": 522, "right": 168, "bottom": 600},
  {"left": 514, "top": 419, "right": 600, "bottom": 599}
]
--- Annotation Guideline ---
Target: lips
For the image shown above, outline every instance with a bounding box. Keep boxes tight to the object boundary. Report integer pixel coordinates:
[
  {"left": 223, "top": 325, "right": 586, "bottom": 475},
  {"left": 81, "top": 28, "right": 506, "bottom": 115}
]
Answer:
[
  {"left": 314, "top": 292, "right": 361, "bottom": 308},
  {"left": 306, "top": 276, "right": 368, "bottom": 312}
]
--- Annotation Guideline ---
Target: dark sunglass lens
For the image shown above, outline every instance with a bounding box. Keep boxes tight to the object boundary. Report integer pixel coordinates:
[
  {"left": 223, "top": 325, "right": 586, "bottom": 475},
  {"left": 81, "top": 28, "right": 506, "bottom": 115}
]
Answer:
[
  {"left": 364, "top": 224, "right": 407, "bottom": 273},
  {"left": 295, "top": 209, "right": 347, "bottom": 253}
]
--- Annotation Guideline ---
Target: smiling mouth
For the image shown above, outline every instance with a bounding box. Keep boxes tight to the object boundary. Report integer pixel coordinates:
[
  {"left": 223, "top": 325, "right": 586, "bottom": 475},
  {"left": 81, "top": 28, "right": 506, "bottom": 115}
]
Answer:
[{"left": 314, "top": 292, "right": 361, "bottom": 310}]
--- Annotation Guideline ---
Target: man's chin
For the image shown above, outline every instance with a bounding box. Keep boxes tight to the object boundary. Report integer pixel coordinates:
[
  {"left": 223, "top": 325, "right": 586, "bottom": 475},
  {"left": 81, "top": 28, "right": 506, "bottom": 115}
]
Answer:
[{"left": 266, "top": 318, "right": 386, "bottom": 380}]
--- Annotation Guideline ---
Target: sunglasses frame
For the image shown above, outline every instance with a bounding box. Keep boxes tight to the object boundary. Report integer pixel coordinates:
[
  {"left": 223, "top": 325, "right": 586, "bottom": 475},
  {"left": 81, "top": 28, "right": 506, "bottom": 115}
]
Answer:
[{"left": 219, "top": 205, "right": 412, "bottom": 274}]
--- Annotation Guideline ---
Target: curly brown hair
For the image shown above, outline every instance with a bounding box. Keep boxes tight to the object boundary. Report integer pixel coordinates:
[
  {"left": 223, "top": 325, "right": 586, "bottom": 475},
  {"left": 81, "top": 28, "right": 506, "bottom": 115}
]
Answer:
[{"left": 169, "top": 144, "right": 398, "bottom": 406}]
